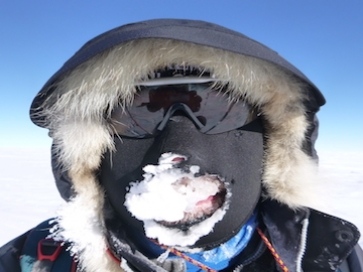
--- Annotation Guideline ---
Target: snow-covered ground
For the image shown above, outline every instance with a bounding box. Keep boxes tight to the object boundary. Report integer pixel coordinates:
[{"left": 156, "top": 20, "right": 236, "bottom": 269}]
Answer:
[
  {"left": 0, "top": 148, "right": 62, "bottom": 245},
  {"left": 0, "top": 148, "right": 362, "bottom": 248},
  {"left": 315, "top": 151, "right": 363, "bottom": 248}
]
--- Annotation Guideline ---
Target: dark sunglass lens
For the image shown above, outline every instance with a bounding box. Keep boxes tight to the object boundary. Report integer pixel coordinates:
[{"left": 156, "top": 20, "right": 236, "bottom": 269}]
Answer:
[
  {"left": 110, "top": 83, "right": 253, "bottom": 137},
  {"left": 205, "top": 101, "right": 251, "bottom": 134},
  {"left": 137, "top": 85, "right": 203, "bottom": 113}
]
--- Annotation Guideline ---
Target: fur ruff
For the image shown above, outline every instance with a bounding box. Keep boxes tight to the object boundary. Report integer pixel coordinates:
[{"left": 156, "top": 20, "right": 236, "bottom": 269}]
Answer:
[{"left": 41, "top": 38, "right": 319, "bottom": 271}]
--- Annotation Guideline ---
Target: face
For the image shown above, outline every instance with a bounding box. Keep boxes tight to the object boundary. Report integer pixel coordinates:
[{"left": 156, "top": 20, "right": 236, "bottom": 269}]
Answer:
[{"left": 99, "top": 83, "right": 264, "bottom": 250}]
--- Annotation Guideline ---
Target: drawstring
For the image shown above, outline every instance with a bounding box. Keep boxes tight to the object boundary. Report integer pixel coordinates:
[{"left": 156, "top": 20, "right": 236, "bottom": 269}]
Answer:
[
  {"left": 107, "top": 228, "right": 292, "bottom": 272},
  {"left": 107, "top": 243, "right": 218, "bottom": 272},
  {"left": 296, "top": 218, "right": 309, "bottom": 272},
  {"left": 256, "top": 227, "right": 289, "bottom": 272},
  {"left": 152, "top": 239, "right": 218, "bottom": 272},
  {"left": 153, "top": 229, "right": 291, "bottom": 272}
]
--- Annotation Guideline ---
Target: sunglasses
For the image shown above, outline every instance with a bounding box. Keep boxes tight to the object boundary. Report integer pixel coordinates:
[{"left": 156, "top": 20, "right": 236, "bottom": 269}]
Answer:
[{"left": 109, "top": 82, "right": 256, "bottom": 138}]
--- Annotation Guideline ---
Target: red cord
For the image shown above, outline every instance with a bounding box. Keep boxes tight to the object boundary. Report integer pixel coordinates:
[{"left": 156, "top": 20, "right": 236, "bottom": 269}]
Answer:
[
  {"left": 150, "top": 239, "right": 217, "bottom": 272},
  {"left": 163, "top": 246, "right": 217, "bottom": 272},
  {"left": 256, "top": 227, "right": 289, "bottom": 272},
  {"left": 106, "top": 248, "right": 121, "bottom": 265},
  {"left": 107, "top": 229, "right": 289, "bottom": 272}
]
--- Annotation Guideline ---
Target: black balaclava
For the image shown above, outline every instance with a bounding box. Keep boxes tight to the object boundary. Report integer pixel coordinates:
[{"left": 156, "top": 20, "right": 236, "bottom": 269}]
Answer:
[{"left": 100, "top": 113, "right": 264, "bottom": 250}]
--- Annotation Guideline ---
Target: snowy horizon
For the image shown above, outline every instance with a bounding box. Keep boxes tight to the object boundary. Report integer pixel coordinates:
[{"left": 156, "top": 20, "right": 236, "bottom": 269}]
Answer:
[{"left": 0, "top": 148, "right": 362, "bottom": 248}]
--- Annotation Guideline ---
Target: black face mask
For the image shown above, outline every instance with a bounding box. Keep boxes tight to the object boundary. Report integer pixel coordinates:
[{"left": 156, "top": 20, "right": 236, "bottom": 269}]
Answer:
[{"left": 99, "top": 115, "right": 264, "bottom": 250}]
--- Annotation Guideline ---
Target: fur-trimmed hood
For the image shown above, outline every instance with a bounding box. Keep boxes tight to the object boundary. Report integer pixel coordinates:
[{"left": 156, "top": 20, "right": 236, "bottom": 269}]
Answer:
[{"left": 30, "top": 19, "right": 327, "bottom": 271}]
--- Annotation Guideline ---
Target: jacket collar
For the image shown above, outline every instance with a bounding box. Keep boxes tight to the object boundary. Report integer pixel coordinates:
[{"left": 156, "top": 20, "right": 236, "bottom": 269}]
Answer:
[
  {"left": 52, "top": 197, "right": 360, "bottom": 271},
  {"left": 107, "top": 200, "right": 360, "bottom": 271},
  {"left": 261, "top": 199, "right": 360, "bottom": 271}
]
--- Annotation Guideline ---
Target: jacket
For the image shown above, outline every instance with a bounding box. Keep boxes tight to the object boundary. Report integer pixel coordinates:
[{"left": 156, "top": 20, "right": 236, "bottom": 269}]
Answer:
[{"left": 0, "top": 200, "right": 362, "bottom": 271}]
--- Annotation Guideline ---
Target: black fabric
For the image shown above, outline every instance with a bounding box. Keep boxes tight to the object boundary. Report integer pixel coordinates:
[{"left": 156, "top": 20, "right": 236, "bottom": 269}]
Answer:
[
  {"left": 0, "top": 231, "right": 28, "bottom": 272},
  {"left": 238, "top": 249, "right": 276, "bottom": 272},
  {"left": 347, "top": 245, "right": 363, "bottom": 272},
  {"left": 304, "top": 209, "right": 361, "bottom": 271},
  {"left": 30, "top": 18, "right": 325, "bottom": 127},
  {"left": 104, "top": 206, "right": 272, "bottom": 272},
  {"left": 260, "top": 199, "right": 361, "bottom": 272},
  {"left": 19, "top": 219, "right": 75, "bottom": 272},
  {"left": 105, "top": 214, "right": 169, "bottom": 272},
  {"left": 104, "top": 202, "right": 362, "bottom": 271},
  {"left": 302, "top": 112, "right": 320, "bottom": 160},
  {"left": 100, "top": 117, "right": 264, "bottom": 249},
  {"left": 1, "top": 209, "right": 361, "bottom": 271},
  {"left": 261, "top": 200, "right": 310, "bottom": 272},
  {"left": 51, "top": 144, "right": 75, "bottom": 201},
  {"left": 220, "top": 224, "right": 274, "bottom": 271}
]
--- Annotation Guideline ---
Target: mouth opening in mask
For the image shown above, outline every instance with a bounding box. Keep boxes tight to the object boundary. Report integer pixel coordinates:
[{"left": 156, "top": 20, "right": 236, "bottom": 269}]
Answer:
[
  {"left": 124, "top": 153, "right": 230, "bottom": 246},
  {"left": 157, "top": 175, "right": 227, "bottom": 231}
]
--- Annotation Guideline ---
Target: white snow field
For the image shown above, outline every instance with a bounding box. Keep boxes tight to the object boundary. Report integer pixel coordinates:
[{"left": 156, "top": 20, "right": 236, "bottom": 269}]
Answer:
[{"left": 0, "top": 148, "right": 362, "bottom": 247}]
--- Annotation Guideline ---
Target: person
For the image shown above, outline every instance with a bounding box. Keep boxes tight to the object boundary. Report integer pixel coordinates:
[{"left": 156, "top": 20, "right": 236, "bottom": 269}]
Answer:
[{"left": 0, "top": 19, "right": 362, "bottom": 272}]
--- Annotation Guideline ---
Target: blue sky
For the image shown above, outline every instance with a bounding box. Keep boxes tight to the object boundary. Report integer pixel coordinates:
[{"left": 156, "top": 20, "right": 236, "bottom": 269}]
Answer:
[{"left": 1, "top": 1, "right": 362, "bottom": 152}]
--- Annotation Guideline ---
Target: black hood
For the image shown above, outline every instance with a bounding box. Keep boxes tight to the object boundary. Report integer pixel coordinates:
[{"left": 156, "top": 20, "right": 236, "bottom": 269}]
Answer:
[
  {"left": 30, "top": 19, "right": 343, "bottom": 272},
  {"left": 30, "top": 18, "right": 325, "bottom": 126}
]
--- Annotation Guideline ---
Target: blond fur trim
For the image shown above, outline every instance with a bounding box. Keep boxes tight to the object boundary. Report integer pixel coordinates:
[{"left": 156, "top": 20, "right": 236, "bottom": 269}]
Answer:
[
  {"left": 44, "top": 38, "right": 317, "bottom": 210},
  {"left": 51, "top": 191, "right": 125, "bottom": 271}
]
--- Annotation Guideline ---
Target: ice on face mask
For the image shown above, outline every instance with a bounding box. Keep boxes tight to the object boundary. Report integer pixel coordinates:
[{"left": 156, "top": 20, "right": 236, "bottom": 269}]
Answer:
[{"left": 124, "top": 153, "right": 229, "bottom": 247}]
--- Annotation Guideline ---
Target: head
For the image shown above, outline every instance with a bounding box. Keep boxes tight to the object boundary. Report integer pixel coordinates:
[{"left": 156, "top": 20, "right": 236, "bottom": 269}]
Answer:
[{"left": 31, "top": 19, "right": 324, "bottom": 268}]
